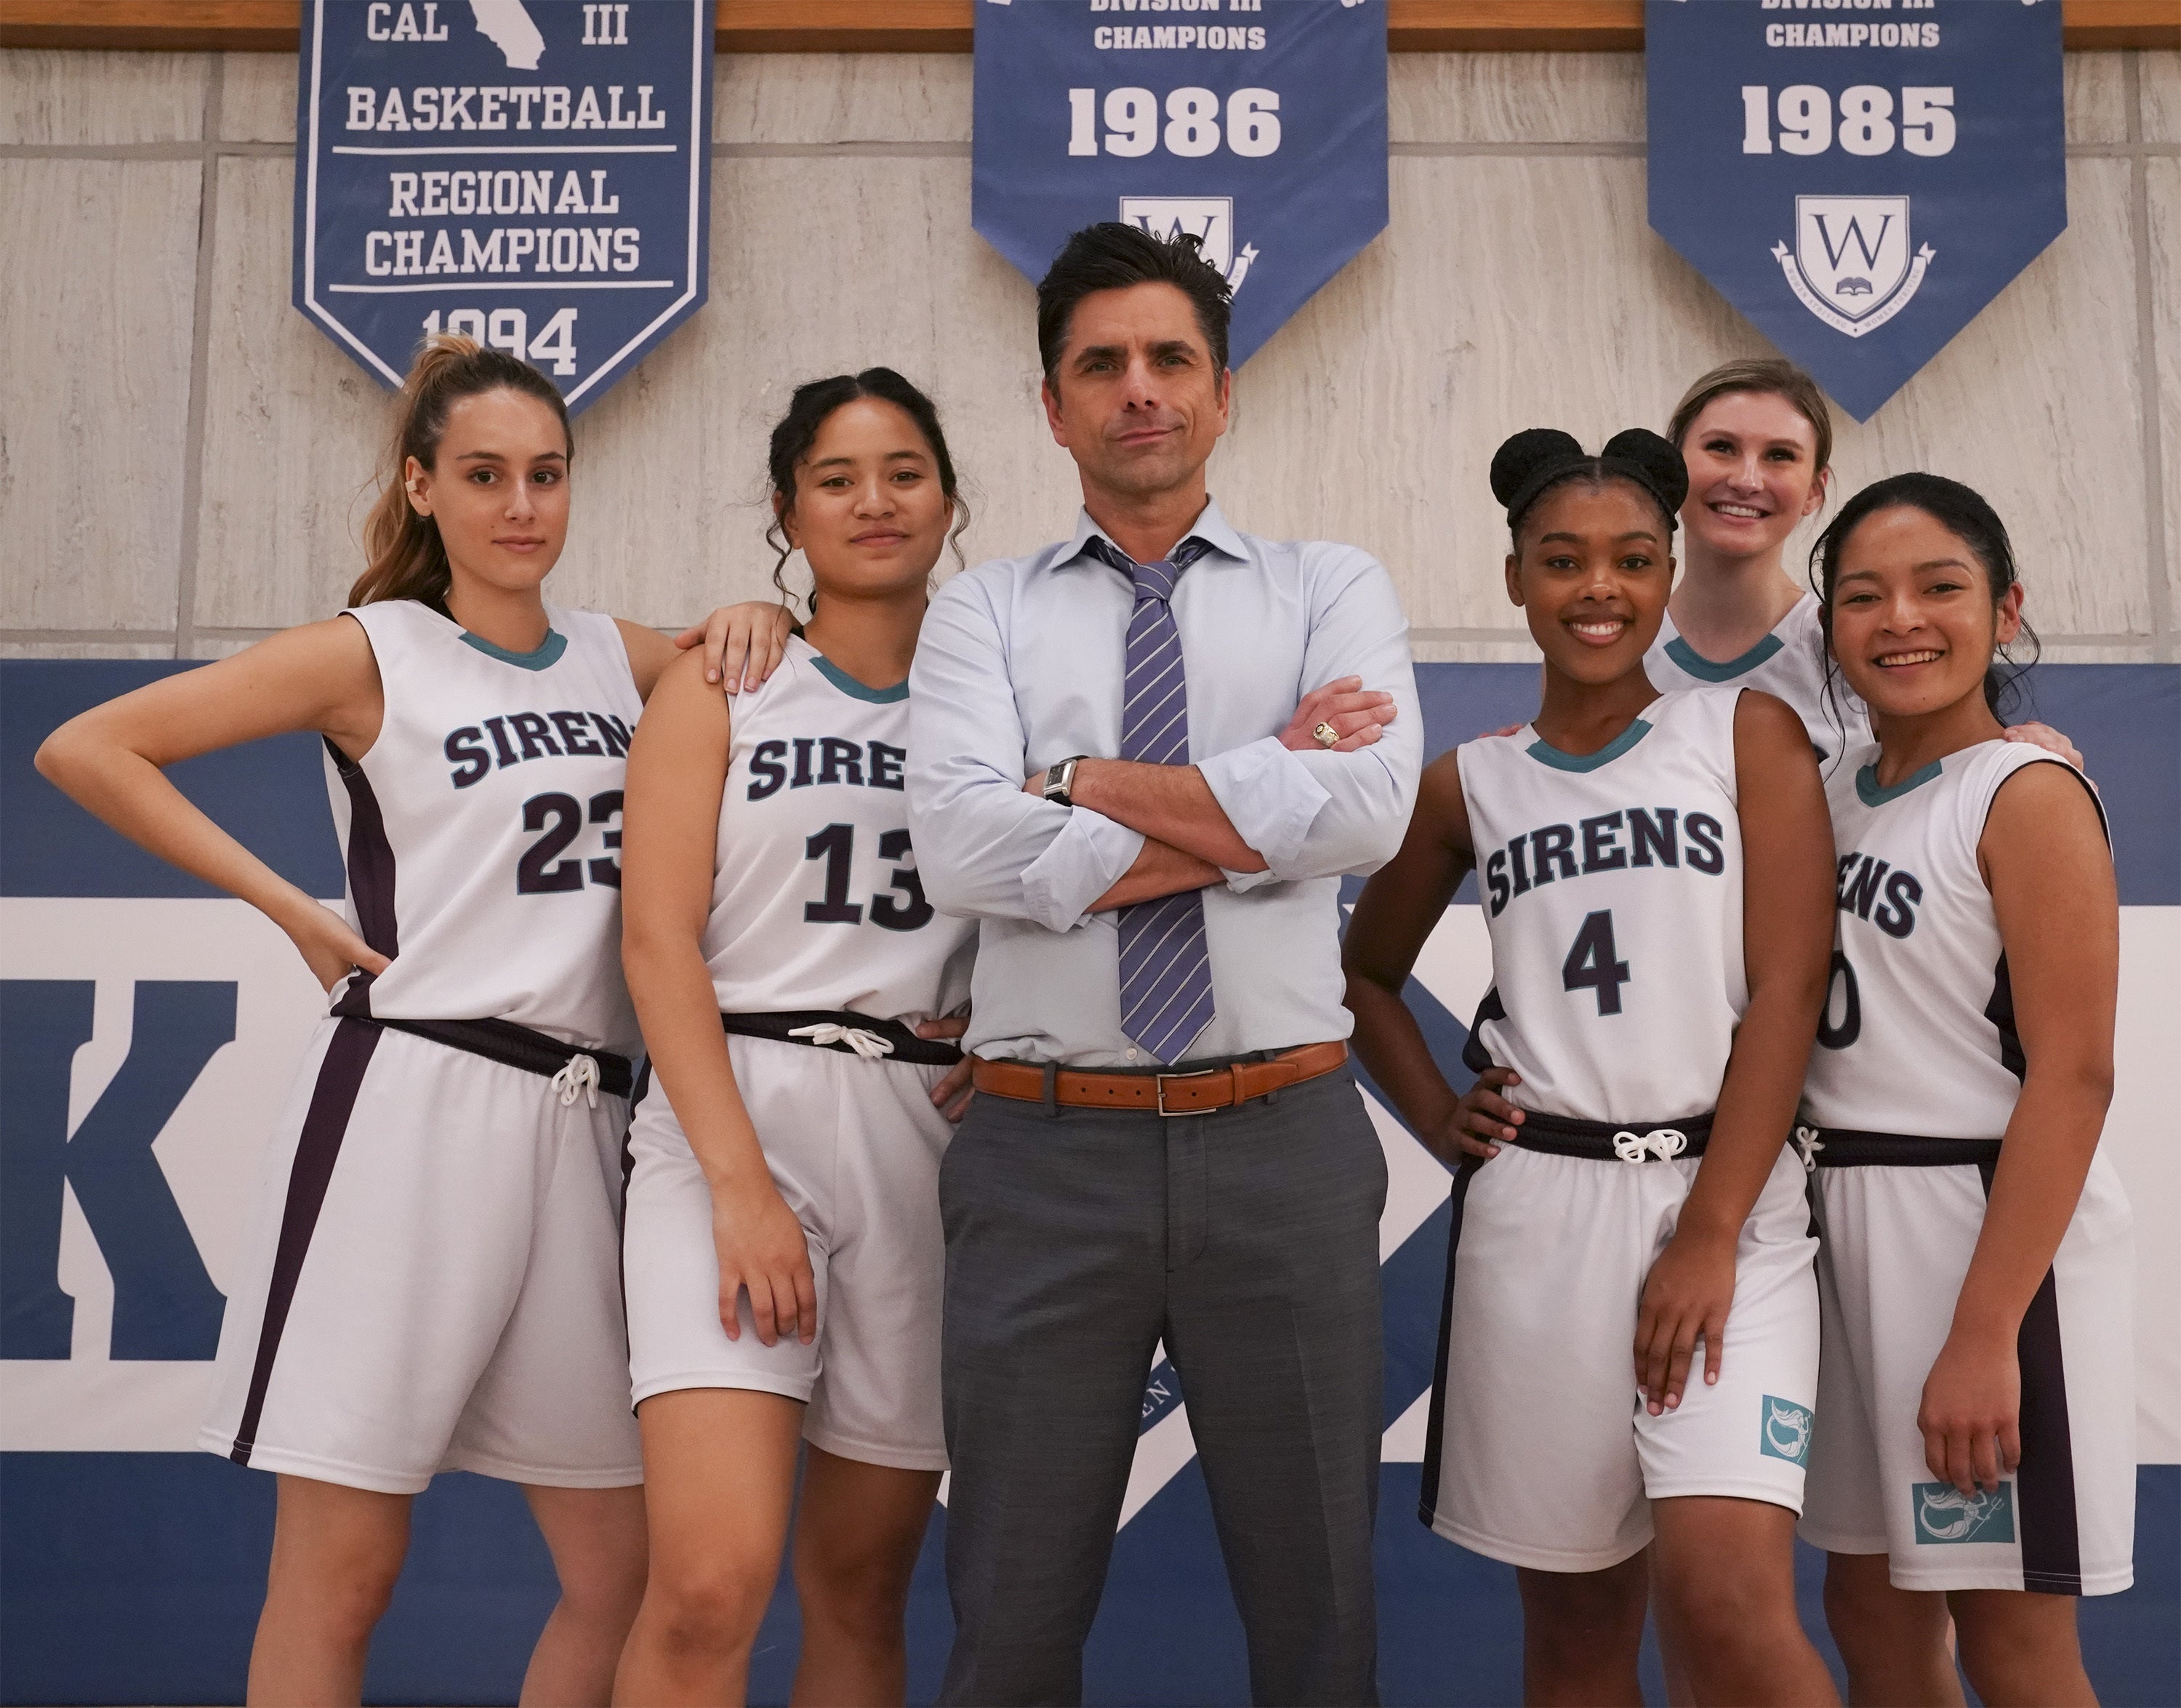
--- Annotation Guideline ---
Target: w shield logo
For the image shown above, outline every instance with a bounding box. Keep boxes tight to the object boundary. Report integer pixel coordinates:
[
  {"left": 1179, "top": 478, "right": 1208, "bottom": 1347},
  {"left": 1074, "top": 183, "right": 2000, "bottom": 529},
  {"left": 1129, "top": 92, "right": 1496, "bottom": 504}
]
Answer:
[
  {"left": 1773, "top": 196, "right": 1935, "bottom": 339},
  {"left": 1117, "top": 197, "right": 1261, "bottom": 293},
  {"left": 1759, "top": 1395, "right": 1813, "bottom": 1465},
  {"left": 1913, "top": 1481, "right": 2017, "bottom": 1545}
]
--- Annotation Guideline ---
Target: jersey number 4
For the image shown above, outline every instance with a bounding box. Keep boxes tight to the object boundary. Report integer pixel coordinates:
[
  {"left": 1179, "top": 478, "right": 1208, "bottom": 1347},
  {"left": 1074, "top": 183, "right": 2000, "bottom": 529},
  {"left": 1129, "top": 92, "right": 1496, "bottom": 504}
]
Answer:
[
  {"left": 1562, "top": 909, "right": 1631, "bottom": 1016},
  {"left": 804, "top": 823, "right": 935, "bottom": 931}
]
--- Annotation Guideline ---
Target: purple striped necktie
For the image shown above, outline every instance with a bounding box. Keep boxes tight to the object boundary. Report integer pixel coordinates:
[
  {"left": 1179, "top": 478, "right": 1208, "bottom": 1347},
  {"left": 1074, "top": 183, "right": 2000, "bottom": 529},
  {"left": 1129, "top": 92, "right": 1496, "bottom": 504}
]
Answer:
[{"left": 1087, "top": 533, "right": 1217, "bottom": 1066}]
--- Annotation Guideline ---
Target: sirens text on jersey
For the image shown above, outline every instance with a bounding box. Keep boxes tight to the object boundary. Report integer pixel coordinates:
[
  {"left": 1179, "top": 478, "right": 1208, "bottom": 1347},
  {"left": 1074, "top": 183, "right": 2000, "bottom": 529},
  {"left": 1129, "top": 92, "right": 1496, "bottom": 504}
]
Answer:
[
  {"left": 444, "top": 708, "right": 633, "bottom": 786},
  {"left": 1482, "top": 807, "right": 1729, "bottom": 917}
]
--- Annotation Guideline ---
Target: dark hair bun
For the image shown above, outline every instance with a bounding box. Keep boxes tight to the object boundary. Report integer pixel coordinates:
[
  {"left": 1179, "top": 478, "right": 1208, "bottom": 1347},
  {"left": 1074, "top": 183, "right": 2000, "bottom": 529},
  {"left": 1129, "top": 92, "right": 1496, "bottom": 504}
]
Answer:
[
  {"left": 1490, "top": 428, "right": 1586, "bottom": 509},
  {"left": 1600, "top": 428, "right": 1690, "bottom": 517}
]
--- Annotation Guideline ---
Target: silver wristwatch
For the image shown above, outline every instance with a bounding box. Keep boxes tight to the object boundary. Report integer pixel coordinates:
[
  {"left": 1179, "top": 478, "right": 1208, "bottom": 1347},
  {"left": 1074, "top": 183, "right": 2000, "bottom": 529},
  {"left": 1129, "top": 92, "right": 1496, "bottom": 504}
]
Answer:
[{"left": 1041, "top": 754, "right": 1088, "bottom": 807}]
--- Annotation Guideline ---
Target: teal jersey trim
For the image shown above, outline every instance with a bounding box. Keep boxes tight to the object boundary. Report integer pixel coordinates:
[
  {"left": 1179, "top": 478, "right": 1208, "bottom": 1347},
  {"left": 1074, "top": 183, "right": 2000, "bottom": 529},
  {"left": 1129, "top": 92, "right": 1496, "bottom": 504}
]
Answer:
[
  {"left": 1856, "top": 760, "right": 1943, "bottom": 807},
  {"left": 1526, "top": 718, "right": 1655, "bottom": 773},
  {"left": 459, "top": 627, "right": 567, "bottom": 672},
  {"left": 809, "top": 651, "right": 909, "bottom": 704},
  {"left": 1663, "top": 631, "right": 1784, "bottom": 683}
]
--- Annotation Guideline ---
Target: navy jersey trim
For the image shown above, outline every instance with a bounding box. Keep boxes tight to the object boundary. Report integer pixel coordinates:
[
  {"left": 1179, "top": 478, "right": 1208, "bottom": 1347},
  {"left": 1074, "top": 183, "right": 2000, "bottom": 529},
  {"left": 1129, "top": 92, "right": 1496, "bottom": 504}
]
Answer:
[
  {"left": 808, "top": 651, "right": 909, "bottom": 705},
  {"left": 324, "top": 737, "right": 398, "bottom": 1020},
  {"left": 1855, "top": 759, "right": 1943, "bottom": 807},
  {"left": 228, "top": 1017, "right": 381, "bottom": 1466},
  {"left": 1418, "top": 1156, "right": 1482, "bottom": 1526},
  {"left": 1525, "top": 717, "right": 1654, "bottom": 774},
  {"left": 459, "top": 627, "right": 568, "bottom": 671},
  {"left": 1663, "top": 631, "right": 1783, "bottom": 683}
]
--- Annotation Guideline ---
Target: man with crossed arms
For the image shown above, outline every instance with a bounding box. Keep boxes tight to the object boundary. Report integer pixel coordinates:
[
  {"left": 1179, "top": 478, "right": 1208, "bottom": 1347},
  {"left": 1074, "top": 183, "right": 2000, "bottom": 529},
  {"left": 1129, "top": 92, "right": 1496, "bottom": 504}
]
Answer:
[{"left": 908, "top": 223, "right": 1421, "bottom": 1706}]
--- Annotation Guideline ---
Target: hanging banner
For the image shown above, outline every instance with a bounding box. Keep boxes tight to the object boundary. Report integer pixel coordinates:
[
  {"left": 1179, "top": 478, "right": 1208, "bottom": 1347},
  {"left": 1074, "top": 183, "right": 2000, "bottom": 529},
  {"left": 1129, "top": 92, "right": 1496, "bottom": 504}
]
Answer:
[
  {"left": 1645, "top": 0, "right": 2065, "bottom": 421},
  {"left": 294, "top": 0, "right": 712, "bottom": 414},
  {"left": 973, "top": 0, "right": 1388, "bottom": 368}
]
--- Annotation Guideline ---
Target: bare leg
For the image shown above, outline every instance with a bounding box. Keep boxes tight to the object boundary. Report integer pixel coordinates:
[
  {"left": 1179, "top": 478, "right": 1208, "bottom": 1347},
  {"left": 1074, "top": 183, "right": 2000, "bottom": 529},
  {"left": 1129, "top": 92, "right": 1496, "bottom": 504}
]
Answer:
[
  {"left": 613, "top": 1390, "right": 803, "bottom": 1707},
  {"left": 1650, "top": 1497, "right": 1837, "bottom": 1707},
  {"left": 520, "top": 1483, "right": 649, "bottom": 1707},
  {"left": 1651, "top": 1541, "right": 1695, "bottom": 1707},
  {"left": 1514, "top": 1552, "right": 1649, "bottom": 1707},
  {"left": 789, "top": 1447, "right": 941, "bottom": 1708},
  {"left": 1951, "top": 1590, "right": 2096, "bottom": 1708},
  {"left": 1822, "top": 1551, "right": 1963, "bottom": 1707},
  {"left": 247, "top": 1475, "right": 413, "bottom": 1707}
]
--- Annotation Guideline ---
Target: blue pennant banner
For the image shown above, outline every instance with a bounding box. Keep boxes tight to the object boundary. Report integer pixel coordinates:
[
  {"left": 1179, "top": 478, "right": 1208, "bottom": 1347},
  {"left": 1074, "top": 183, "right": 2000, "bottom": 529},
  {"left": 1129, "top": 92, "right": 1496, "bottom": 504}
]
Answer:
[
  {"left": 294, "top": 0, "right": 712, "bottom": 414},
  {"left": 1645, "top": 0, "right": 2065, "bottom": 422},
  {"left": 973, "top": 0, "right": 1388, "bottom": 368}
]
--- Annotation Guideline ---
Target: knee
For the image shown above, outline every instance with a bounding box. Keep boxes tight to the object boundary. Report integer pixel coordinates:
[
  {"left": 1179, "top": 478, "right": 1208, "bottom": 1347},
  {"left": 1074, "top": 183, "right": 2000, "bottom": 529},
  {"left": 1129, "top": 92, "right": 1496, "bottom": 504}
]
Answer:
[
  {"left": 558, "top": 1547, "right": 649, "bottom": 1632},
  {"left": 796, "top": 1547, "right": 913, "bottom": 1645},
  {"left": 643, "top": 1565, "right": 774, "bottom": 1659},
  {"left": 1660, "top": 1575, "right": 1797, "bottom": 1658},
  {"left": 277, "top": 1555, "right": 402, "bottom": 1645}
]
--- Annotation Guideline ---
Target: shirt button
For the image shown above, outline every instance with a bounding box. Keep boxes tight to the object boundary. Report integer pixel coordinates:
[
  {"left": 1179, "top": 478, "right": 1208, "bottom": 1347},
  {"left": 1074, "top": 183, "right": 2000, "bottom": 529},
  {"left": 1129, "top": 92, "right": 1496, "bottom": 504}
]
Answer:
[{"left": 1126, "top": 1048, "right": 1138, "bottom": 1060}]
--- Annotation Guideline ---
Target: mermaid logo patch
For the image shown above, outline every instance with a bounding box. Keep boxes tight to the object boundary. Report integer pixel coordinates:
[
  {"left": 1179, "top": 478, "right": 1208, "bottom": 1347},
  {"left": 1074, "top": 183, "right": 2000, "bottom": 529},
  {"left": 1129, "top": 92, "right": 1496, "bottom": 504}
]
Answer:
[
  {"left": 1912, "top": 1481, "right": 2016, "bottom": 1545},
  {"left": 1759, "top": 1395, "right": 1813, "bottom": 1465}
]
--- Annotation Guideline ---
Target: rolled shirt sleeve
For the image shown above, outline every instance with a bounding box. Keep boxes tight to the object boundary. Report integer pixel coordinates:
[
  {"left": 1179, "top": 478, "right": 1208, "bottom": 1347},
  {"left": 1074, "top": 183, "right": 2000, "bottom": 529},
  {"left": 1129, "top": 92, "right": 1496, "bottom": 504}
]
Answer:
[
  {"left": 908, "top": 569, "right": 1141, "bottom": 930},
  {"left": 1197, "top": 547, "right": 1423, "bottom": 886}
]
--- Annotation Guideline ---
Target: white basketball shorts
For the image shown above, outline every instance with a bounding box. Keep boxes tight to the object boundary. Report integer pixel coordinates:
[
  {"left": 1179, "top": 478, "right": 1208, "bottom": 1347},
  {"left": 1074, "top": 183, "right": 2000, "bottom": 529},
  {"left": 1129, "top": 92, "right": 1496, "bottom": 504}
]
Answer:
[
  {"left": 622, "top": 1033, "right": 953, "bottom": 1472},
  {"left": 200, "top": 1017, "right": 643, "bottom": 1494},
  {"left": 1421, "top": 1137, "right": 1820, "bottom": 1573},
  {"left": 1799, "top": 1140, "right": 2135, "bottom": 1595}
]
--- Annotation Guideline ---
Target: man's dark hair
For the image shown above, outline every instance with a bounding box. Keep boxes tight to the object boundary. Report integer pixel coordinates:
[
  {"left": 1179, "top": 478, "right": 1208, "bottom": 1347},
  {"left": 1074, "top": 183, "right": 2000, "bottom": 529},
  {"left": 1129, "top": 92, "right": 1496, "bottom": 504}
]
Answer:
[{"left": 1035, "top": 222, "right": 1233, "bottom": 387}]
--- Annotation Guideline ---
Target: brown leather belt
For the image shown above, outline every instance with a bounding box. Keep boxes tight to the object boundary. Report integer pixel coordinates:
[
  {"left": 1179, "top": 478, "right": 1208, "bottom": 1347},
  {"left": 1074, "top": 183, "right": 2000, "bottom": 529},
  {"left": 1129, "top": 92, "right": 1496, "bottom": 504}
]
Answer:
[{"left": 971, "top": 1041, "right": 1349, "bottom": 1116}]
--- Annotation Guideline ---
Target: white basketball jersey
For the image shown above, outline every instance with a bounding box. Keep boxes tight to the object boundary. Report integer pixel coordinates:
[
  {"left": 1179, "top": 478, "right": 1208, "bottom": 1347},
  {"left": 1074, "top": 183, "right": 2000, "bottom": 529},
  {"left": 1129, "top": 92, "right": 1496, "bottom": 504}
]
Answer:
[
  {"left": 706, "top": 637, "right": 976, "bottom": 1025},
  {"left": 1801, "top": 741, "right": 2102, "bottom": 1142},
  {"left": 1459, "top": 688, "right": 1747, "bottom": 1123},
  {"left": 327, "top": 599, "right": 643, "bottom": 1055},
  {"left": 1647, "top": 593, "right": 1870, "bottom": 763}
]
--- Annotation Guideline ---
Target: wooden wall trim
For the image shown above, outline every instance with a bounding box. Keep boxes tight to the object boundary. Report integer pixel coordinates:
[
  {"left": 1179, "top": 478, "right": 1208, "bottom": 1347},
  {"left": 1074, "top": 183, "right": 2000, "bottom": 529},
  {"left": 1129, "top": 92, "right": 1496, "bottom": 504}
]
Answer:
[{"left": 2, "top": 0, "right": 2172, "bottom": 55}]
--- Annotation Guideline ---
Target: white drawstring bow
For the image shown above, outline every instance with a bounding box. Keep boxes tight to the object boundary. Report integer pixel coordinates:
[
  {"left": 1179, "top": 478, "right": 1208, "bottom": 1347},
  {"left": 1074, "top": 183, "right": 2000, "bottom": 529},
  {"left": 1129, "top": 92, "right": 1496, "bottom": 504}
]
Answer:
[
  {"left": 550, "top": 1053, "right": 601, "bottom": 1108},
  {"left": 1612, "top": 1127, "right": 1689, "bottom": 1164},
  {"left": 789, "top": 1023, "right": 896, "bottom": 1060},
  {"left": 1792, "top": 1125, "right": 1826, "bottom": 1172}
]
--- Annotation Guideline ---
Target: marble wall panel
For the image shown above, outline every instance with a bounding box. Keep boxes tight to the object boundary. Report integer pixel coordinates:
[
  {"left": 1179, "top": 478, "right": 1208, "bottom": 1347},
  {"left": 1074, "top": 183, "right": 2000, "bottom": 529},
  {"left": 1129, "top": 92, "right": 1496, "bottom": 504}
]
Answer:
[
  {"left": 0, "top": 159, "right": 201, "bottom": 632},
  {"left": 190, "top": 157, "right": 392, "bottom": 637},
  {"left": 1216, "top": 154, "right": 1770, "bottom": 635},
  {"left": 2064, "top": 52, "right": 2129, "bottom": 145},
  {"left": 2140, "top": 51, "right": 2181, "bottom": 144},
  {"left": 0, "top": 49, "right": 207, "bottom": 145},
  {"left": 549, "top": 154, "right": 1071, "bottom": 626},
  {"left": 1818, "top": 158, "right": 2149, "bottom": 641},
  {"left": 2148, "top": 157, "right": 2180, "bottom": 645},
  {"left": 715, "top": 52, "right": 972, "bottom": 147},
  {"left": 219, "top": 52, "right": 298, "bottom": 144},
  {"left": 0, "top": 641, "right": 173, "bottom": 658},
  {"left": 1390, "top": 52, "right": 1642, "bottom": 146}
]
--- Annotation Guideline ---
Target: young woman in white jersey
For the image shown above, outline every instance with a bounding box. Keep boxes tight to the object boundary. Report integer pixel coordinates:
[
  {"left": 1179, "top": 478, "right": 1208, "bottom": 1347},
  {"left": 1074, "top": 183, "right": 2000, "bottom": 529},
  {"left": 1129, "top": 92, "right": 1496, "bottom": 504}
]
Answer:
[
  {"left": 614, "top": 371, "right": 980, "bottom": 1707},
  {"left": 1795, "top": 474, "right": 2132, "bottom": 1707},
  {"left": 1650, "top": 358, "right": 2076, "bottom": 768},
  {"left": 36, "top": 336, "right": 784, "bottom": 1707},
  {"left": 1346, "top": 429, "right": 1840, "bottom": 1706}
]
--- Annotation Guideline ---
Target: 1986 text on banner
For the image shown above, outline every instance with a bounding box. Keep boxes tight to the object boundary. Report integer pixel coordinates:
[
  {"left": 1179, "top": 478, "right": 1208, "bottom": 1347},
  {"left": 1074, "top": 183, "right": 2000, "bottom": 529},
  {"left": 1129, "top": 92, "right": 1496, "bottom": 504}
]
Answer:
[
  {"left": 973, "top": 0, "right": 1388, "bottom": 369},
  {"left": 1644, "top": 0, "right": 2065, "bottom": 422},
  {"left": 294, "top": 0, "right": 713, "bottom": 413}
]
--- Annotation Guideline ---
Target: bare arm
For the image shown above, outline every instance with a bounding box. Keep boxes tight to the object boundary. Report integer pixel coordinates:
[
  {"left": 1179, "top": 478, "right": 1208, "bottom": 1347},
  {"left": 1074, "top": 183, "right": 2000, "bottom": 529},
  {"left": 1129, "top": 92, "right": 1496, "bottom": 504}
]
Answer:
[
  {"left": 1088, "top": 837, "right": 1224, "bottom": 911},
  {"left": 33, "top": 618, "right": 390, "bottom": 991},
  {"left": 1341, "top": 752, "right": 1477, "bottom": 1165},
  {"left": 620, "top": 648, "right": 814, "bottom": 1345},
  {"left": 1636, "top": 689, "right": 1834, "bottom": 1412},
  {"left": 1918, "top": 761, "right": 2116, "bottom": 1494}
]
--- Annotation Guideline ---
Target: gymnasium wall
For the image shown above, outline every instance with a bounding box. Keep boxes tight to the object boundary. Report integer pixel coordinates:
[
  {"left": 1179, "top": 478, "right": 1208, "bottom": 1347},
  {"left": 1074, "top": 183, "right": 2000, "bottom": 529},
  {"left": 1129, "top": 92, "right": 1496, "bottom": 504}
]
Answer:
[{"left": 1, "top": 46, "right": 2177, "bottom": 668}]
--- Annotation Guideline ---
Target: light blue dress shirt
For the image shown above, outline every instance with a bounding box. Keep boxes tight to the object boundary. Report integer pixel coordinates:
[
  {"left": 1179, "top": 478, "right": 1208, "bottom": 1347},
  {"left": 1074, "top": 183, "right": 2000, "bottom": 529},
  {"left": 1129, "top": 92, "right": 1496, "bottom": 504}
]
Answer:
[{"left": 906, "top": 499, "right": 1423, "bottom": 1066}]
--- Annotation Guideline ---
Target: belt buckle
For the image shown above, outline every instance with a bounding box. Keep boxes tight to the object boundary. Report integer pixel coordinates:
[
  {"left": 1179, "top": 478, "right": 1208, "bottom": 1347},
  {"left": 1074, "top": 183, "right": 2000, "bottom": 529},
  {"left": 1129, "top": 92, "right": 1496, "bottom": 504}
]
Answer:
[{"left": 1154, "top": 1068, "right": 1220, "bottom": 1117}]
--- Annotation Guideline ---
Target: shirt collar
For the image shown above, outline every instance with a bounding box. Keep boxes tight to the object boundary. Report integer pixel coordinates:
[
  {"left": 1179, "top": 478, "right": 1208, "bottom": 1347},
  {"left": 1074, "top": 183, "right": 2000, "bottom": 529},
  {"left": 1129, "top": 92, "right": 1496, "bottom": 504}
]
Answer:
[{"left": 1059, "top": 496, "right": 1250, "bottom": 571}]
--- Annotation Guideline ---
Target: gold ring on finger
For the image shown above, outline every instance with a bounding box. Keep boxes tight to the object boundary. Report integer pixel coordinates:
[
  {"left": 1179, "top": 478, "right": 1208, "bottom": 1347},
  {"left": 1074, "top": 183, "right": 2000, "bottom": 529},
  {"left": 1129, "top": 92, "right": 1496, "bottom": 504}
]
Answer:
[{"left": 1313, "top": 720, "right": 1340, "bottom": 748}]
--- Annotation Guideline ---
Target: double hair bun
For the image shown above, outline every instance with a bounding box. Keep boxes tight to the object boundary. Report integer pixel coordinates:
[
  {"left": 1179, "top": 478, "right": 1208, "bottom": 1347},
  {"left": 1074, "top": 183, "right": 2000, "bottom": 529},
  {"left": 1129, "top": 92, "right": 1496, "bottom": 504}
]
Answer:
[{"left": 1490, "top": 426, "right": 1690, "bottom": 534}]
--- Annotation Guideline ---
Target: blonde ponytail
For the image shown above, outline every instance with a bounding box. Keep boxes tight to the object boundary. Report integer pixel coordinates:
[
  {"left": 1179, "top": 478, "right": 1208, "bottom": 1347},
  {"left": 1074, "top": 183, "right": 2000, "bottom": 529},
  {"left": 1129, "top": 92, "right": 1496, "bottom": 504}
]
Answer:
[{"left": 350, "top": 333, "right": 571, "bottom": 609}]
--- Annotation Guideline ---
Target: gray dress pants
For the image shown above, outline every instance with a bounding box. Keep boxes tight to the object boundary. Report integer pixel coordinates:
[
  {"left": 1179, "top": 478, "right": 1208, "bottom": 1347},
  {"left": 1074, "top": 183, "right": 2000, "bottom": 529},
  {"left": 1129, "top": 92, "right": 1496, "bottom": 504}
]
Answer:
[{"left": 936, "top": 1066, "right": 1387, "bottom": 1707}]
